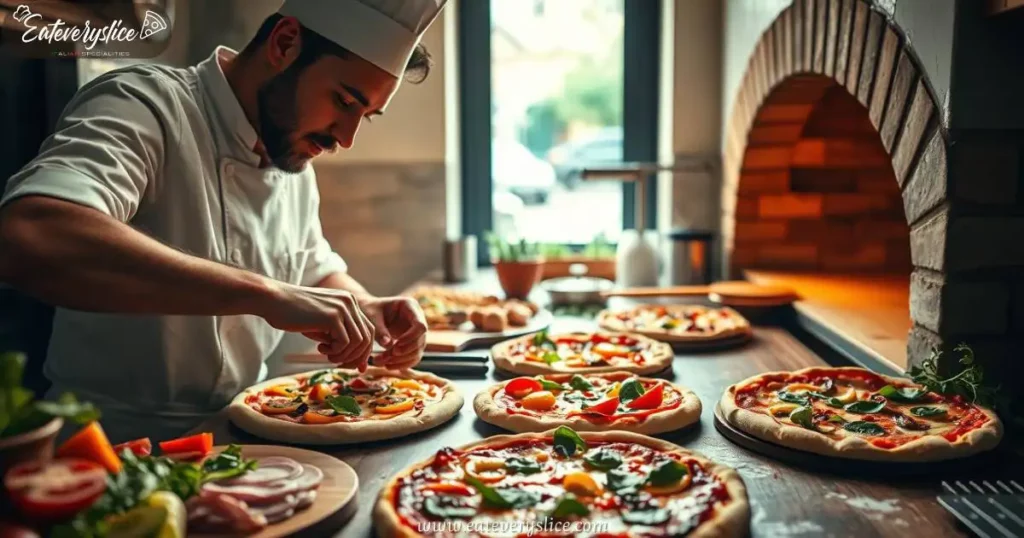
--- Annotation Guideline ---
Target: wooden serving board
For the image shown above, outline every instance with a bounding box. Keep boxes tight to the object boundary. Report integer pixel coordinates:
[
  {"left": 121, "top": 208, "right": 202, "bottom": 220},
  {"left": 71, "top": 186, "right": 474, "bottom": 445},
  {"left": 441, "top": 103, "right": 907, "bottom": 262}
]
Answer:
[
  {"left": 193, "top": 445, "right": 358, "bottom": 538},
  {"left": 604, "top": 281, "right": 799, "bottom": 307},
  {"left": 712, "top": 404, "right": 987, "bottom": 476},
  {"left": 426, "top": 309, "right": 554, "bottom": 352}
]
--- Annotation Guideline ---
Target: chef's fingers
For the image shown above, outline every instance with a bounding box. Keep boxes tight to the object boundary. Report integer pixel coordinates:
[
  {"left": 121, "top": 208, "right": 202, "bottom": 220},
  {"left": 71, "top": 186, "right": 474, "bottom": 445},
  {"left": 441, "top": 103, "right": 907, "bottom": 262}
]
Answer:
[
  {"left": 391, "top": 332, "right": 426, "bottom": 357},
  {"left": 303, "top": 331, "right": 332, "bottom": 344},
  {"left": 327, "top": 317, "right": 355, "bottom": 365},
  {"left": 335, "top": 299, "right": 368, "bottom": 365},
  {"left": 381, "top": 353, "right": 421, "bottom": 371}
]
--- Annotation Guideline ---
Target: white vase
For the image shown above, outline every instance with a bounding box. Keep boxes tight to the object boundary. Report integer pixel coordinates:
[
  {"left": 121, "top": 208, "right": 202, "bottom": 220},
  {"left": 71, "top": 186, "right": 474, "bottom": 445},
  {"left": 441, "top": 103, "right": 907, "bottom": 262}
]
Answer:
[{"left": 616, "top": 230, "right": 661, "bottom": 287}]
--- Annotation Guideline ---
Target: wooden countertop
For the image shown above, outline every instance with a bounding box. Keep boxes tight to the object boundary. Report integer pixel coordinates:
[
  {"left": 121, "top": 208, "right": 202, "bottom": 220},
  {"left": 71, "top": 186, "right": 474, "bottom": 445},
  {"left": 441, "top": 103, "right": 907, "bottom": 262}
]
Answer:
[
  {"left": 746, "top": 270, "right": 911, "bottom": 372},
  {"left": 191, "top": 270, "right": 1009, "bottom": 537}
]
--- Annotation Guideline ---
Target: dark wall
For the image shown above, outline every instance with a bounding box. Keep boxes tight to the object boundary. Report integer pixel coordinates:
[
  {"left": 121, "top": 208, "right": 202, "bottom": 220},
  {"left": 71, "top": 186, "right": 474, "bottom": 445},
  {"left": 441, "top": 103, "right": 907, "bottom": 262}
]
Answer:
[{"left": 0, "top": 55, "right": 78, "bottom": 396}]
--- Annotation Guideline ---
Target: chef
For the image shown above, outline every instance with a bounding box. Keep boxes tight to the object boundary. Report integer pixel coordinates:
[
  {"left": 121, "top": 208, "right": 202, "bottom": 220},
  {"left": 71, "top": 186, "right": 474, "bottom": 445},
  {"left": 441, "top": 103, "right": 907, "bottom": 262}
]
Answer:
[{"left": 0, "top": 0, "right": 448, "bottom": 442}]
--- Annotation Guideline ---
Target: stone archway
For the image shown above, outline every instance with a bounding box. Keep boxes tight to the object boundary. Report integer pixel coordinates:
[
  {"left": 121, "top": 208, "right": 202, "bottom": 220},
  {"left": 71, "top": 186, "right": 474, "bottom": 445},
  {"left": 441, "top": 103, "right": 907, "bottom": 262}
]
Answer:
[{"left": 720, "top": 0, "right": 948, "bottom": 367}]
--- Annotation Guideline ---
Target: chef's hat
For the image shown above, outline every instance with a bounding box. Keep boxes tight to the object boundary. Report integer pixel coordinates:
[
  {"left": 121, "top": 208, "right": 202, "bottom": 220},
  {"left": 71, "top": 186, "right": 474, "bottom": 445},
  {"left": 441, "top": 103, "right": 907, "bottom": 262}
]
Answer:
[{"left": 278, "top": 0, "right": 447, "bottom": 78}]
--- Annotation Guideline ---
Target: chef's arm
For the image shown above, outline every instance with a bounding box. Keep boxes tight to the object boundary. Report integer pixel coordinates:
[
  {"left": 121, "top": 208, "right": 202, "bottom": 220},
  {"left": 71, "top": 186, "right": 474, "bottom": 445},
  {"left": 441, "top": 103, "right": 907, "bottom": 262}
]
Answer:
[
  {"left": 0, "top": 195, "right": 274, "bottom": 315},
  {"left": 315, "top": 271, "right": 375, "bottom": 302}
]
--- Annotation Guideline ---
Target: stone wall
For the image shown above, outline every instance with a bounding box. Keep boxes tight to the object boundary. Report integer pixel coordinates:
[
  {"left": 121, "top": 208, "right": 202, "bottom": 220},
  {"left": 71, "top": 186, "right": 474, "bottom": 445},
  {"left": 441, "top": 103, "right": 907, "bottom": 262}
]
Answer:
[{"left": 314, "top": 162, "right": 446, "bottom": 296}]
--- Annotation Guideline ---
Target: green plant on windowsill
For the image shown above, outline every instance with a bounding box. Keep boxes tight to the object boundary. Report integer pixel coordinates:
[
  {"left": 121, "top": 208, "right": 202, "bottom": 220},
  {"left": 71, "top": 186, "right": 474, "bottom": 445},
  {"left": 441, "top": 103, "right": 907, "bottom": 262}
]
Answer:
[
  {"left": 581, "top": 232, "right": 615, "bottom": 258},
  {"left": 484, "top": 232, "right": 544, "bottom": 299},
  {"left": 485, "top": 232, "right": 543, "bottom": 262}
]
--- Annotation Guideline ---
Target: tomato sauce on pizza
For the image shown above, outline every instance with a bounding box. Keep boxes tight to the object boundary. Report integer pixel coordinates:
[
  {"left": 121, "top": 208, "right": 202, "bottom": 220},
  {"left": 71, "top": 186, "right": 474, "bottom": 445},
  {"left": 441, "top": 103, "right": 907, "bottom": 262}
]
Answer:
[
  {"left": 385, "top": 427, "right": 737, "bottom": 537},
  {"left": 243, "top": 370, "right": 445, "bottom": 425},
  {"left": 730, "top": 367, "right": 995, "bottom": 449},
  {"left": 495, "top": 374, "right": 683, "bottom": 424},
  {"left": 508, "top": 331, "right": 656, "bottom": 369}
]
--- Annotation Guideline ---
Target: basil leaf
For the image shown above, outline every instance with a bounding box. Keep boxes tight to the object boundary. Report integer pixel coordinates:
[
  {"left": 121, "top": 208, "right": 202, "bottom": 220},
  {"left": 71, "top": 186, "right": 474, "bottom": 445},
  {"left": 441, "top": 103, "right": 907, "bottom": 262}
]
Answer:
[
  {"left": 542, "top": 351, "right": 562, "bottom": 364},
  {"left": 465, "top": 476, "right": 539, "bottom": 509},
  {"left": 646, "top": 459, "right": 689, "bottom": 487},
  {"left": 308, "top": 370, "right": 335, "bottom": 385},
  {"left": 201, "top": 444, "right": 259, "bottom": 483},
  {"left": 606, "top": 468, "right": 646, "bottom": 494},
  {"left": 583, "top": 447, "right": 622, "bottom": 470},
  {"left": 553, "top": 426, "right": 587, "bottom": 458},
  {"left": 789, "top": 406, "right": 814, "bottom": 429},
  {"left": 910, "top": 406, "right": 947, "bottom": 418},
  {"left": 533, "top": 330, "right": 554, "bottom": 349},
  {"left": 825, "top": 397, "right": 845, "bottom": 408},
  {"left": 805, "top": 391, "right": 831, "bottom": 401},
  {"left": 33, "top": 393, "right": 100, "bottom": 425},
  {"left": 843, "top": 421, "right": 886, "bottom": 436},
  {"left": 776, "top": 391, "right": 809, "bottom": 406},
  {"left": 549, "top": 494, "right": 589, "bottom": 519},
  {"left": 622, "top": 508, "right": 670, "bottom": 525},
  {"left": 618, "top": 379, "right": 646, "bottom": 404},
  {"left": 563, "top": 392, "right": 600, "bottom": 404},
  {"left": 325, "top": 395, "right": 362, "bottom": 416},
  {"left": 569, "top": 375, "right": 594, "bottom": 391},
  {"left": 844, "top": 400, "right": 886, "bottom": 414},
  {"left": 878, "top": 385, "right": 929, "bottom": 403},
  {"left": 536, "top": 378, "right": 566, "bottom": 391},
  {"left": 505, "top": 457, "right": 542, "bottom": 475},
  {"left": 424, "top": 495, "right": 477, "bottom": 519}
]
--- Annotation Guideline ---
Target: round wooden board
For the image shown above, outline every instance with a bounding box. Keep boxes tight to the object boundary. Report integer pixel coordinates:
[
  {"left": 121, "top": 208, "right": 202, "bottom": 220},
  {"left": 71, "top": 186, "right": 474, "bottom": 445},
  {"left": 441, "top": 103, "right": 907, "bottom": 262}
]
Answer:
[
  {"left": 712, "top": 404, "right": 986, "bottom": 476},
  {"left": 426, "top": 308, "right": 554, "bottom": 352},
  {"left": 667, "top": 331, "right": 753, "bottom": 352},
  {"left": 192, "top": 445, "right": 357, "bottom": 538}
]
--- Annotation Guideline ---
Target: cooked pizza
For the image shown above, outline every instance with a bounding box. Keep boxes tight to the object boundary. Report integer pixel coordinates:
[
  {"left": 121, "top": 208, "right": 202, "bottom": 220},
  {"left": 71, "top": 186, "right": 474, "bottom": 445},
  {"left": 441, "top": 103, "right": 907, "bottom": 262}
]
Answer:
[
  {"left": 228, "top": 367, "right": 464, "bottom": 445},
  {"left": 474, "top": 372, "right": 701, "bottom": 435},
  {"left": 490, "top": 330, "right": 674, "bottom": 376},
  {"left": 373, "top": 427, "right": 749, "bottom": 538},
  {"left": 719, "top": 367, "right": 1003, "bottom": 462},
  {"left": 597, "top": 304, "right": 751, "bottom": 344},
  {"left": 410, "top": 286, "right": 538, "bottom": 332}
]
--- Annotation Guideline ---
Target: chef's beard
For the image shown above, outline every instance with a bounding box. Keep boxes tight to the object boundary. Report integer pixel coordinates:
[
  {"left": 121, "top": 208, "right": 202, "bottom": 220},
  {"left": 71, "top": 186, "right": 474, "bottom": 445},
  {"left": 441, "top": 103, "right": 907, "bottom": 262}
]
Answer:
[{"left": 256, "top": 66, "right": 334, "bottom": 173}]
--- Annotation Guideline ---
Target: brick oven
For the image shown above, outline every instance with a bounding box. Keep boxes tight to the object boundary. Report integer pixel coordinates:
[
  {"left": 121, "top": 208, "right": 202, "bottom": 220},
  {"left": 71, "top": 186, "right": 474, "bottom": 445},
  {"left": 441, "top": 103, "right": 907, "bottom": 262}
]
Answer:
[{"left": 720, "top": 0, "right": 1024, "bottom": 399}]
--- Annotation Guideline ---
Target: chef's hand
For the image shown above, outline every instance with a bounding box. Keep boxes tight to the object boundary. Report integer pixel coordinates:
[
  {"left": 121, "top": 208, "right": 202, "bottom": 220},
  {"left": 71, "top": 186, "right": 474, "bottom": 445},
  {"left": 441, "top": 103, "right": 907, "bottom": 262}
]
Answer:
[
  {"left": 358, "top": 296, "right": 428, "bottom": 370},
  {"left": 258, "top": 283, "right": 376, "bottom": 371}
]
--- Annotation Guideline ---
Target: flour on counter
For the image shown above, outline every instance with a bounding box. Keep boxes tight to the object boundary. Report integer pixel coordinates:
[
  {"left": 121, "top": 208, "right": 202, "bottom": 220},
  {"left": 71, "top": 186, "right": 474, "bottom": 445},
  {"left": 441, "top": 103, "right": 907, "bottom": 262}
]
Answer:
[{"left": 825, "top": 491, "right": 902, "bottom": 519}]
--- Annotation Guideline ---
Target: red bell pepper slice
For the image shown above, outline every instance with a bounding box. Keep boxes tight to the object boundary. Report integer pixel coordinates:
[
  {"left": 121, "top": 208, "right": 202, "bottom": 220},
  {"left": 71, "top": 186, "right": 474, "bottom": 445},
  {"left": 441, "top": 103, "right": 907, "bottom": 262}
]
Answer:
[
  {"left": 158, "top": 432, "right": 213, "bottom": 459},
  {"left": 505, "top": 378, "right": 543, "bottom": 398},
  {"left": 112, "top": 438, "right": 152, "bottom": 457},
  {"left": 583, "top": 396, "right": 620, "bottom": 416},
  {"left": 626, "top": 383, "right": 665, "bottom": 410}
]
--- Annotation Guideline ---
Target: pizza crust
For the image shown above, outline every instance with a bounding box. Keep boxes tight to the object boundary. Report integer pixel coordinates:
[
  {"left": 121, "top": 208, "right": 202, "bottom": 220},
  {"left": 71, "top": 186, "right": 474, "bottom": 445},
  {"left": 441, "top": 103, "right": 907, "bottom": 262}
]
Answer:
[
  {"left": 490, "top": 331, "right": 674, "bottom": 376},
  {"left": 719, "top": 366, "right": 1004, "bottom": 462},
  {"left": 473, "top": 372, "right": 702, "bottom": 435},
  {"left": 596, "top": 306, "right": 752, "bottom": 344},
  {"left": 227, "top": 367, "right": 464, "bottom": 446},
  {"left": 372, "top": 429, "right": 750, "bottom": 538}
]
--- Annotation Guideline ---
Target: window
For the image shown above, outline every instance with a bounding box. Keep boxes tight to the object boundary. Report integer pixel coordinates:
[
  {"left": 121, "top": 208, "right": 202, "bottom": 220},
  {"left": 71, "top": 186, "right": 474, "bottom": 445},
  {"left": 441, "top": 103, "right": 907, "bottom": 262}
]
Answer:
[{"left": 460, "top": 0, "right": 660, "bottom": 262}]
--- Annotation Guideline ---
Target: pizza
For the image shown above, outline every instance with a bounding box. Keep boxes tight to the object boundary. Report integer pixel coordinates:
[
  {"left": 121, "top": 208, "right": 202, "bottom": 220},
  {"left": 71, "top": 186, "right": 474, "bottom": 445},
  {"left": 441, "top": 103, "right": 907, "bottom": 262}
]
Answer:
[
  {"left": 373, "top": 427, "right": 749, "bottom": 538},
  {"left": 490, "top": 330, "right": 674, "bottom": 376},
  {"left": 474, "top": 372, "right": 702, "bottom": 435},
  {"left": 410, "top": 286, "right": 538, "bottom": 332},
  {"left": 718, "top": 367, "right": 1003, "bottom": 462},
  {"left": 597, "top": 304, "right": 751, "bottom": 344},
  {"left": 227, "top": 367, "right": 464, "bottom": 445}
]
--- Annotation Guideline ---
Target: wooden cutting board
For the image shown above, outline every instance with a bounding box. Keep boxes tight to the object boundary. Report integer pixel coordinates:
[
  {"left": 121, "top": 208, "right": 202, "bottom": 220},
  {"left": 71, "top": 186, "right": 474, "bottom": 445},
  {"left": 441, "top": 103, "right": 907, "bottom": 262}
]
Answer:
[
  {"left": 193, "top": 445, "right": 357, "bottom": 538},
  {"left": 603, "top": 281, "right": 798, "bottom": 307},
  {"left": 425, "top": 309, "right": 554, "bottom": 352}
]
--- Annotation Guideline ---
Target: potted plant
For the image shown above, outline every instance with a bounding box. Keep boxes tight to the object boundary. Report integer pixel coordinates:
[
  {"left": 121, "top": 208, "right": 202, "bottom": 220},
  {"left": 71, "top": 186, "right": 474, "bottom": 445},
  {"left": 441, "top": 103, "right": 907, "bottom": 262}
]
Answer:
[
  {"left": 485, "top": 233, "right": 545, "bottom": 300},
  {"left": 540, "top": 233, "right": 617, "bottom": 281},
  {"left": 0, "top": 352, "right": 98, "bottom": 477}
]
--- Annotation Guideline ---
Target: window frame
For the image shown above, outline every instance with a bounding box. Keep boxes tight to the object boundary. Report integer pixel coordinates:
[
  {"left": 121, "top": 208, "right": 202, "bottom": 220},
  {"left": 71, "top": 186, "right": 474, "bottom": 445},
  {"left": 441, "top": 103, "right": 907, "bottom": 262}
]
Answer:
[{"left": 458, "top": 0, "right": 662, "bottom": 265}]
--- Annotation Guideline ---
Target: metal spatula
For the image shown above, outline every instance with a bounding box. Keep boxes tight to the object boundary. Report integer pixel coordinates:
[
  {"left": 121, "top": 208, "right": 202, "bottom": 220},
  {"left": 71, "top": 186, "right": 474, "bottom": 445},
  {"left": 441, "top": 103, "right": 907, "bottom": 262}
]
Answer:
[{"left": 937, "top": 480, "right": 1024, "bottom": 537}]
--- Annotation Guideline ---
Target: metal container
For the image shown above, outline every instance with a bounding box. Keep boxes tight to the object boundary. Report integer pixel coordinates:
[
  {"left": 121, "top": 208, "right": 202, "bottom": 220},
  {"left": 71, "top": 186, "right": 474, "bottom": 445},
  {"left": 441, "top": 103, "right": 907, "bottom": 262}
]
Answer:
[
  {"left": 540, "top": 263, "right": 614, "bottom": 306},
  {"left": 666, "top": 229, "right": 714, "bottom": 286},
  {"left": 443, "top": 235, "right": 477, "bottom": 283}
]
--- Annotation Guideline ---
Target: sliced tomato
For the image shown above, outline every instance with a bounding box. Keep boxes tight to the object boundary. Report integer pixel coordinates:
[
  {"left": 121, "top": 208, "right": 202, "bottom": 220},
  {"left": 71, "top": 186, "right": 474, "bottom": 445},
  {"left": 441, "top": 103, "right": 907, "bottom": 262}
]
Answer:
[
  {"left": 626, "top": 383, "right": 665, "bottom": 410},
  {"left": 588, "top": 333, "right": 611, "bottom": 344},
  {"left": 3, "top": 458, "right": 107, "bottom": 522},
  {"left": 302, "top": 409, "right": 348, "bottom": 424},
  {"left": 505, "top": 378, "right": 543, "bottom": 399},
  {"left": 423, "top": 482, "right": 473, "bottom": 496},
  {"left": 583, "top": 396, "right": 620, "bottom": 416},
  {"left": 159, "top": 432, "right": 213, "bottom": 458},
  {"left": 112, "top": 438, "right": 152, "bottom": 457},
  {"left": 56, "top": 422, "right": 122, "bottom": 474}
]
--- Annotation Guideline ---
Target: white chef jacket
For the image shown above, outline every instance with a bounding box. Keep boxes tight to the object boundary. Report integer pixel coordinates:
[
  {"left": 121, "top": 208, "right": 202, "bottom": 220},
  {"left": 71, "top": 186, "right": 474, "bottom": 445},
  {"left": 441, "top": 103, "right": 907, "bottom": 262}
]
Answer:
[{"left": 0, "top": 47, "right": 347, "bottom": 442}]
